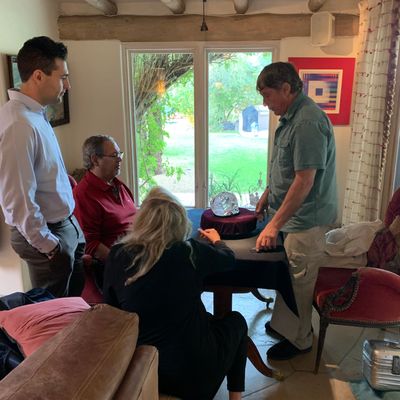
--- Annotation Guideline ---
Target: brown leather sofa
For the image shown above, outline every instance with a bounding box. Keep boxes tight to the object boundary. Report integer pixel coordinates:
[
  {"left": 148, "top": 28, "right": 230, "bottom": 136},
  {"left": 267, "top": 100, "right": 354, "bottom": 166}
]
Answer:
[{"left": 0, "top": 304, "right": 160, "bottom": 400}]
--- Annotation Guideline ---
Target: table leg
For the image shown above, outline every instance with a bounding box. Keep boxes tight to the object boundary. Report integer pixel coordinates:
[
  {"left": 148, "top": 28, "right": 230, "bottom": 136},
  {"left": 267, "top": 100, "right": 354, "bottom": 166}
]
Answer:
[
  {"left": 247, "top": 338, "right": 284, "bottom": 380},
  {"left": 251, "top": 289, "right": 274, "bottom": 309},
  {"left": 212, "top": 287, "right": 233, "bottom": 317},
  {"left": 210, "top": 287, "right": 283, "bottom": 380}
]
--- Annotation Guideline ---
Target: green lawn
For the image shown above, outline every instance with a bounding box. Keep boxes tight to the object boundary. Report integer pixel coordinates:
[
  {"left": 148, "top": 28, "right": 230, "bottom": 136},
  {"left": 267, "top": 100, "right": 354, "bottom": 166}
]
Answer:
[
  {"left": 209, "top": 145, "right": 268, "bottom": 194},
  {"left": 163, "top": 131, "right": 268, "bottom": 197}
]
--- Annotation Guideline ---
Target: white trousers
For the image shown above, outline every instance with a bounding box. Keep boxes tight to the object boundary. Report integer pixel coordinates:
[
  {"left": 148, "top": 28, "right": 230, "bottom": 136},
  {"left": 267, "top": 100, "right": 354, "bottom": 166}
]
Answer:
[{"left": 270, "top": 225, "right": 330, "bottom": 350}]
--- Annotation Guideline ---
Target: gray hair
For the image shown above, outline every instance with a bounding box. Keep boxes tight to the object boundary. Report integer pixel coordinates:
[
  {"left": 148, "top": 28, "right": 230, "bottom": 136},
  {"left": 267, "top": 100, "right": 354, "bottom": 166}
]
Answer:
[
  {"left": 256, "top": 62, "right": 303, "bottom": 94},
  {"left": 82, "top": 135, "right": 116, "bottom": 170}
]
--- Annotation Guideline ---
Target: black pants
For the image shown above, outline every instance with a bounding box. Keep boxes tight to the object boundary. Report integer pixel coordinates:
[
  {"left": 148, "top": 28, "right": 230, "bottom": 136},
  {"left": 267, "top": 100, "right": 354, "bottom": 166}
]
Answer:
[
  {"left": 10, "top": 215, "right": 85, "bottom": 298},
  {"left": 159, "top": 311, "right": 248, "bottom": 400}
]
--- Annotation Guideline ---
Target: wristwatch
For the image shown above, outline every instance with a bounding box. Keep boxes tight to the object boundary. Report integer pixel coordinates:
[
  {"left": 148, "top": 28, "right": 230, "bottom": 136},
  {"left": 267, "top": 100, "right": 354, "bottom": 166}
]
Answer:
[{"left": 46, "top": 243, "right": 60, "bottom": 260}]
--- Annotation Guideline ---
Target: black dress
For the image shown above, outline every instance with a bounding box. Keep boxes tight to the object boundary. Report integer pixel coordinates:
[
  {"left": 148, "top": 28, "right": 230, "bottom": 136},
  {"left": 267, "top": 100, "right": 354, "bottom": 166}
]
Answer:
[{"left": 103, "top": 238, "right": 248, "bottom": 400}]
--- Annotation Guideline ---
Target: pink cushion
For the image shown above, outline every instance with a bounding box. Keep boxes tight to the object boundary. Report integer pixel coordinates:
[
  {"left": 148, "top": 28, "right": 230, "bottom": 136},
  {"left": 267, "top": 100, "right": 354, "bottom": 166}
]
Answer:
[{"left": 0, "top": 297, "right": 90, "bottom": 357}]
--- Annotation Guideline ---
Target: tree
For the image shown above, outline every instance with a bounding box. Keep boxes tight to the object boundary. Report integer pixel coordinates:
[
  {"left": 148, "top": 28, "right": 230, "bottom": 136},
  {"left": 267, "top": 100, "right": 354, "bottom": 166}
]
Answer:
[
  {"left": 208, "top": 52, "right": 271, "bottom": 132},
  {"left": 133, "top": 53, "right": 193, "bottom": 198}
]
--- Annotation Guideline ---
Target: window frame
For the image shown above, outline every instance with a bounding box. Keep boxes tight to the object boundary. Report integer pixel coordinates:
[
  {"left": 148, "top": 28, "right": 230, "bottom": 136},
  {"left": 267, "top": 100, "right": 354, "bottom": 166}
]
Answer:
[{"left": 122, "top": 41, "right": 279, "bottom": 207}]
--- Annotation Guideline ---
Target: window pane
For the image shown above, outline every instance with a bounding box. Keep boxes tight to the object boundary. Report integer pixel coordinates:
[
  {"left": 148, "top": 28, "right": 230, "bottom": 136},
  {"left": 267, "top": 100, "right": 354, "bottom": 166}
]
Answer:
[
  {"left": 208, "top": 51, "right": 272, "bottom": 208},
  {"left": 131, "top": 52, "right": 195, "bottom": 206}
]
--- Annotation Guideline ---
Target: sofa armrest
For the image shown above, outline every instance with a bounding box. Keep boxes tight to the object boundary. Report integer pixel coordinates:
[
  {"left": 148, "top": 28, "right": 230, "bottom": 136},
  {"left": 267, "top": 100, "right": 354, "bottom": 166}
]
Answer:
[
  {"left": 0, "top": 304, "right": 139, "bottom": 400},
  {"left": 114, "top": 345, "right": 159, "bottom": 400}
]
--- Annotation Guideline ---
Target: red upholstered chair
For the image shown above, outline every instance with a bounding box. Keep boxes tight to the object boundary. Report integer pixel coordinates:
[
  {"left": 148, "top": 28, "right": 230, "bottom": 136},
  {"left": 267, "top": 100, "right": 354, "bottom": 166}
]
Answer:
[
  {"left": 367, "top": 187, "right": 400, "bottom": 272},
  {"left": 80, "top": 255, "right": 103, "bottom": 305},
  {"left": 68, "top": 175, "right": 103, "bottom": 305},
  {"left": 313, "top": 267, "right": 400, "bottom": 374}
]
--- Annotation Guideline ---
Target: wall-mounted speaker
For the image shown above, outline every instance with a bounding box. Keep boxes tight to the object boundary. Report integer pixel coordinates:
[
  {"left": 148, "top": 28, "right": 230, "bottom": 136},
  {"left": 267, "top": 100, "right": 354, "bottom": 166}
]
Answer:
[{"left": 311, "top": 11, "right": 335, "bottom": 47}]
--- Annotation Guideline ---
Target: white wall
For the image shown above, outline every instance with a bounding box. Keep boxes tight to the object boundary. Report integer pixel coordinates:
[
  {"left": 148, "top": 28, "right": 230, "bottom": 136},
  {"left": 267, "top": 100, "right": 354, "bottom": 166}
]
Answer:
[
  {"left": 280, "top": 36, "right": 359, "bottom": 221},
  {"left": 0, "top": 0, "right": 60, "bottom": 295},
  {"left": 58, "top": 41, "right": 127, "bottom": 181},
  {"left": 0, "top": 0, "right": 60, "bottom": 104}
]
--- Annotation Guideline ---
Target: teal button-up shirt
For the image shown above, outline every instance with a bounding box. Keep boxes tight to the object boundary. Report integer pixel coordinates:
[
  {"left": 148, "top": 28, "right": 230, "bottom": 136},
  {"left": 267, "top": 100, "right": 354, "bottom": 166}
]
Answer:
[{"left": 268, "top": 92, "right": 337, "bottom": 232}]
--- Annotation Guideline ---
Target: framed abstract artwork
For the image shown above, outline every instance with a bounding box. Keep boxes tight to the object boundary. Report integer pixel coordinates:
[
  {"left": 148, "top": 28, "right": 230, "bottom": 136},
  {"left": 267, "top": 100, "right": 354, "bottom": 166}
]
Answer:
[
  {"left": 288, "top": 57, "right": 356, "bottom": 125},
  {"left": 6, "top": 55, "right": 70, "bottom": 127}
]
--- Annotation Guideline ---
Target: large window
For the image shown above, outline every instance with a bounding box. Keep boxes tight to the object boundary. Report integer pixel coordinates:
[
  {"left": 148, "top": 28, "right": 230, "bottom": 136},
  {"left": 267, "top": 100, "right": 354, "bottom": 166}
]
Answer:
[
  {"left": 129, "top": 51, "right": 195, "bottom": 205},
  {"left": 124, "top": 43, "right": 275, "bottom": 208},
  {"left": 207, "top": 51, "right": 272, "bottom": 207}
]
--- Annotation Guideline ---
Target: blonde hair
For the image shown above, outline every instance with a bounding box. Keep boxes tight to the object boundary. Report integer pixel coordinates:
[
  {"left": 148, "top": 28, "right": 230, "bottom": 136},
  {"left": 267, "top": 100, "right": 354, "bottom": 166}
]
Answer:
[{"left": 121, "top": 186, "right": 192, "bottom": 285}]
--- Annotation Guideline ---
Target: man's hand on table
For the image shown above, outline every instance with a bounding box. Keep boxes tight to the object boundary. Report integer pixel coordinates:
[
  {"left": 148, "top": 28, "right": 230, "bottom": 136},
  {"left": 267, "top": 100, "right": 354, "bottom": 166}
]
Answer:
[
  {"left": 198, "top": 228, "right": 221, "bottom": 244},
  {"left": 255, "top": 223, "right": 279, "bottom": 251}
]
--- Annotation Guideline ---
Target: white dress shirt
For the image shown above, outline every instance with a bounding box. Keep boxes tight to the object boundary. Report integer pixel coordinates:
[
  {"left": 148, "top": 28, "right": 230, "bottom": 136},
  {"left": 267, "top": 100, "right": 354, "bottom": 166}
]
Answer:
[{"left": 0, "top": 89, "right": 74, "bottom": 253}]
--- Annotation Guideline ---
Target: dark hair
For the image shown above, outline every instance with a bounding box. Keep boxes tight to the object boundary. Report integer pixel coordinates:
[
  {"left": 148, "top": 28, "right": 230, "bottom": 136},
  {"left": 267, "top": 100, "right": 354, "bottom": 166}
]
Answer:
[
  {"left": 17, "top": 36, "right": 68, "bottom": 82},
  {"left": 82, "top": 135, "right": 116, "bottom": 170},
  {"left": 256, "top": 62, "right": 303, "bottom": 94}
]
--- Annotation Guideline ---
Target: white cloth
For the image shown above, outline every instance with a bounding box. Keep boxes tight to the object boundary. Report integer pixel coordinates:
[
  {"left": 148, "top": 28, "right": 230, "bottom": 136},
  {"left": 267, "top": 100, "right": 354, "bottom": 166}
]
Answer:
[
  {"left": 322, "top": 220, "right": 384, "bottom": 269},
  {"left": 325, "top": 220, "right": 384, "bottom": 257},
  {"left": 0, "top": 89, "right": 74, "bottom": 253}
]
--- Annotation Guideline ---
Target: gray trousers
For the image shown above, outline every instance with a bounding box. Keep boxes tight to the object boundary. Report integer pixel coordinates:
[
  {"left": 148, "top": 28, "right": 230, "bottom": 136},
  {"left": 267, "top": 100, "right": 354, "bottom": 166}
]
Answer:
[
  {"left": 270, "top": 225, "right": 330, "bottom": 350},
  {"left": 10, "top": 215, "right": 85, "bottom": 298}
]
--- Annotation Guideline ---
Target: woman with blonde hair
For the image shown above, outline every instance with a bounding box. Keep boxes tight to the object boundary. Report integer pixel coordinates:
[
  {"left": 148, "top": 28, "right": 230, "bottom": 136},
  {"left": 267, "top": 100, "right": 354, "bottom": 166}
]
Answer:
[{"left": 103, "top": 187, "right": 247, "bottom": 400}]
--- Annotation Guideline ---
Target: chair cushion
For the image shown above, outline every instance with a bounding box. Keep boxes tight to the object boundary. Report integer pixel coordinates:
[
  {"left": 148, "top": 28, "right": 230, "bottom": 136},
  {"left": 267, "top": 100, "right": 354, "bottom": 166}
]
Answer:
[
  {"left": 81, "top": 256, "right": 104, "bottom": 305},
  {"left": 314, "top": 267, "right": 400, "bottom": 324},
  {"left": 385, "top": 187, "right": 400, "bottom": 227},
  {"left": 314, "top": 267, "right": 357, "bottom": 308},
  {"left": 0, "top": 304, "right": 139, "bottom": 400},
  {"left": 367, "top": 228, "right": 398, "bottom": 268},
  {"left": 0, "top": 297, "right": 90, "bottom": 357}
]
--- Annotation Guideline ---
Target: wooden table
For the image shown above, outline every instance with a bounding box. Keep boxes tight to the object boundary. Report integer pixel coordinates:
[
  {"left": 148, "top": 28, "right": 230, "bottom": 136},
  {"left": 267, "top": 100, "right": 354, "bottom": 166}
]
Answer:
[{"left": 188, "top": 208, "right": 298, "bottom": 380}]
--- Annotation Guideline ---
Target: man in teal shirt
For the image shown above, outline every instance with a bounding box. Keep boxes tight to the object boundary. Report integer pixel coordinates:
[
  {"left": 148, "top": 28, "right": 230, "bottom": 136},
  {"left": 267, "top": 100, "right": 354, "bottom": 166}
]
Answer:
[{"left": 255, "top": 62, "right": 337, "bottom": 360}]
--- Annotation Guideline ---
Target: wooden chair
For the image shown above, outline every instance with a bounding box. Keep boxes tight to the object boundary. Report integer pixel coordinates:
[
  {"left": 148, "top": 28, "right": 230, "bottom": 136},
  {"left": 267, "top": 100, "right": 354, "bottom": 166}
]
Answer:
[{"left": 313, "top": 266, "right": 400, "bottom": 373}]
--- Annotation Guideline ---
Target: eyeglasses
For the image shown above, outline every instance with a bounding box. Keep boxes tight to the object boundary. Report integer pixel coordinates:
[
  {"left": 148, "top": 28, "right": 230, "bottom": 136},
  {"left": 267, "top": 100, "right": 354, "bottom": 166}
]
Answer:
[{"left": 100, "top": 151, "right": 124, "bottom": 159}]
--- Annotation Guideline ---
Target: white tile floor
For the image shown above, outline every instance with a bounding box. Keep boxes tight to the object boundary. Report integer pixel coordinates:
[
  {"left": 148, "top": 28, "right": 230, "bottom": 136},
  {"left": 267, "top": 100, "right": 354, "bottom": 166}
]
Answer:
[{"left": 201, "top": 290, "right": 400, "bottom": 400}]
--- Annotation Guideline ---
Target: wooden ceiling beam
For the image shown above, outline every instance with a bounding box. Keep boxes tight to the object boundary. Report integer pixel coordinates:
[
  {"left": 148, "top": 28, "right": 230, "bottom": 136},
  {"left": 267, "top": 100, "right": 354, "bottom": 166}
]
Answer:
[
  {"left": 233, "top": 0, "right": 249, "bottom": 14},
  {"left": 59, "top": 14, "right": 359, "bottom": 42},
  {"left": 159, "top": 0, "right": 185, "bottom": 14},
  {"left": 308, "top": 0, "right": 328, "bottom": 12},
  {"left": 84, "top": 0, "right": 118, "bottom": 16}
]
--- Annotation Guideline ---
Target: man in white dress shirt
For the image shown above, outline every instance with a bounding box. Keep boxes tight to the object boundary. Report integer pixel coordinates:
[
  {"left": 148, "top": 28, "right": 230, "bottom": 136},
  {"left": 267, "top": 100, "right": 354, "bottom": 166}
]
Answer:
[{"left": 0, "top": 36, "right": 85, "bottom": 297}]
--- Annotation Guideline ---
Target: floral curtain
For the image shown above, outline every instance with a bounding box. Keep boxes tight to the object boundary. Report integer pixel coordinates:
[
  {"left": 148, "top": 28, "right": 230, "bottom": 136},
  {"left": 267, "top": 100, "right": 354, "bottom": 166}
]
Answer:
[{"left": 342, "top": 0, "right": 400, "bottom": 224}]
